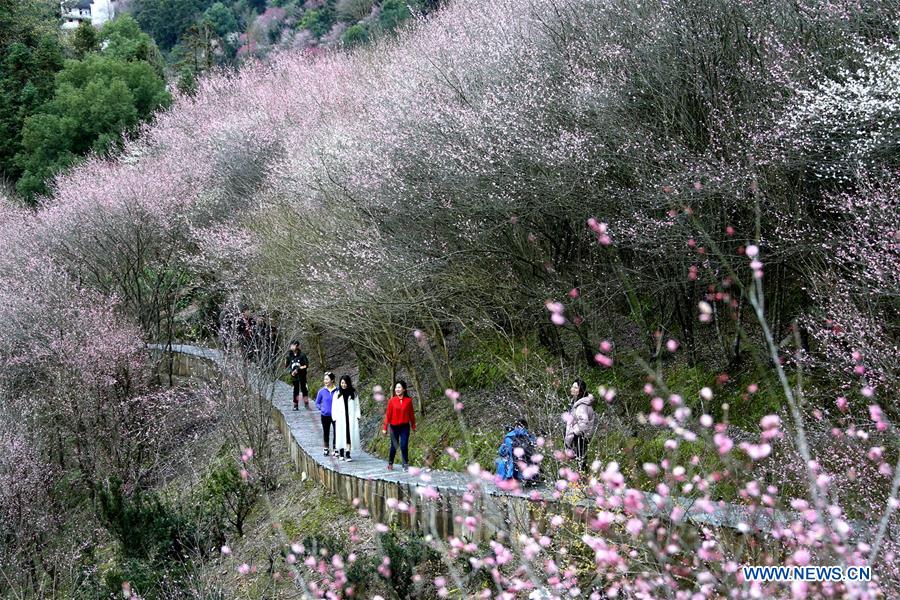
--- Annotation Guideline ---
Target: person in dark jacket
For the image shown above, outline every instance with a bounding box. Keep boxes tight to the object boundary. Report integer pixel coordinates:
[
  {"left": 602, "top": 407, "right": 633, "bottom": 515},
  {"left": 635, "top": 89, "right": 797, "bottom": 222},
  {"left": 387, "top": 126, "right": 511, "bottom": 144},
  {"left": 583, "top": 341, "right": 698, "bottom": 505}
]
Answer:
[
  {"left": 235, "top": 307, "right": 253, "bottom": 352},
  {"left": 285, "top": 340, "right": 309, "bottom": 410},
  {"left": 250, "top": 315, "right": 277, "bottom": 366},
  {"left": 219, "top": 307, "right": 236, "bottom": 351},
  {"left": 381, "top": 380, "right": 416, "bottom": 471}
]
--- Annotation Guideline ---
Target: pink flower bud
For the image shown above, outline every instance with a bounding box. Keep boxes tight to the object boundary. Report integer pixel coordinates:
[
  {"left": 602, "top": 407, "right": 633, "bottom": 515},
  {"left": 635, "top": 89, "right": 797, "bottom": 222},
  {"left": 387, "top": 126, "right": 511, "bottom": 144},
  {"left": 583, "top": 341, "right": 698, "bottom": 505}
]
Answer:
[
  {"left": 545, "top": 300, "right": 564, "bottom": 313},
  {"left": 793, "top": 549, "right": 810, "bottom": 566},
  {"left": 594, "top": 353, "right": 612, "bottom": 367},
  {"left": 760, "top": 415, "right": 781, "bottom": 430},
  {"left": 869, "top": 405, "right": 883, "bottom": 422},
  {"left": 739, "top": 442, "right": 772, "bottom": 460},
  {"left": 714, "top": 433, "right": 733, "bottom": 455}
]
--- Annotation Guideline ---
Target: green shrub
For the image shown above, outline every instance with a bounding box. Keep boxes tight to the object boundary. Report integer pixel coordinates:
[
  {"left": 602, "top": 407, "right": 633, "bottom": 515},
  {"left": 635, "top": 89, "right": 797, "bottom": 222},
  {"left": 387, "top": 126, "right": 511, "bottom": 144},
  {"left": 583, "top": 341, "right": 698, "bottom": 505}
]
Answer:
[
  {"left": 299, "top": 8, "right": 334, "bottom": 38},
  {"left": 102, "top": 557, "right": 166, "bottom": 598},
  {"left": 377, "top": 529, "right": 438, "bottom": 599},
  {"left": 96, "top": 479, "right": 216, "bottom": 598},
  {"left": 345, "top": 553, "right": 379, "bottom": 594},
  {"left": 197, "top": 453, "right": 260, "bottom": 537},
  {"left": 98, "top": 479, "right": 192, "bottom": 561},
  {"left": 342, "top": 23, "right": 369, "bottom": 47},
  {"left": 378, "top": 0, "right": 411, "bottom": 31}
]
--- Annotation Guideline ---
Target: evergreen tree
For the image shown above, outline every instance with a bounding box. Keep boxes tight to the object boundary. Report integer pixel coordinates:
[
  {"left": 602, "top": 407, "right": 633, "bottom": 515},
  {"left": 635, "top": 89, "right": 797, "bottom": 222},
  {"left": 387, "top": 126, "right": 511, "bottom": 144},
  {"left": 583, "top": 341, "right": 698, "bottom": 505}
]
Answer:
[
  {"left": 100, "top": 15, "right": 165, "bottom": 77},
  {"left": 15, "top": 54, "right": 170, "bottom": 201},
  {"left": 71, "top": 21, "right": 98, "bottom": 58},
  {"left": 0, "top": 0, "right": 64, "bottom": 187}
]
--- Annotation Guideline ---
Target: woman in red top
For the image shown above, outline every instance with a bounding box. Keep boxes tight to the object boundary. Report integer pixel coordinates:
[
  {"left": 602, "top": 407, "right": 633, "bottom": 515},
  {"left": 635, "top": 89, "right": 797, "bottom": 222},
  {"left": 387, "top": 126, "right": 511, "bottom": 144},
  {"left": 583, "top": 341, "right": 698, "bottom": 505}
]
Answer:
[{"left": 382, "top": 380, "right": 416, "bottom": 470}]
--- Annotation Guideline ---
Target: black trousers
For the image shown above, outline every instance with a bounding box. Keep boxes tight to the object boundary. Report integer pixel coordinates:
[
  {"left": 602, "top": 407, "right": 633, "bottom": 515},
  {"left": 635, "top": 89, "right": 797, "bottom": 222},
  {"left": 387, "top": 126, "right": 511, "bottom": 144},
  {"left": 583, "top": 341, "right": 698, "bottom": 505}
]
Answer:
[
  {"left": 321, "top": 414, "right": 335, "bottom": 448},
  {"left": 292, "top": 375, "right": 308, "bottom": 402},
  {"left": 572, "top": 434, "right": 588, "bottom": 470}
]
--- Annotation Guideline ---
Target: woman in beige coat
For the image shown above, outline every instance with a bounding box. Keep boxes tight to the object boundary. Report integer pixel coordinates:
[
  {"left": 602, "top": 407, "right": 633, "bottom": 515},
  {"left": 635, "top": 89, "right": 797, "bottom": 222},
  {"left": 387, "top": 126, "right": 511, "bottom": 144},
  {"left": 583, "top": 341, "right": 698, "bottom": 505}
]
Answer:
[{"left": 564, "top": 379, "right": 596, "bottom": 471}]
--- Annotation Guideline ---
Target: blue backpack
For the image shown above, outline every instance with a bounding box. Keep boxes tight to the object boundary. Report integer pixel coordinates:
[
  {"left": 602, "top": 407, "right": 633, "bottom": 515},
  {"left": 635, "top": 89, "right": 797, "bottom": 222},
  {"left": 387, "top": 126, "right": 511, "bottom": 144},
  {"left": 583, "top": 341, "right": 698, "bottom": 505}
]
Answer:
[{"left": 496, "top": 428, "right": 538, "bottom": 483}]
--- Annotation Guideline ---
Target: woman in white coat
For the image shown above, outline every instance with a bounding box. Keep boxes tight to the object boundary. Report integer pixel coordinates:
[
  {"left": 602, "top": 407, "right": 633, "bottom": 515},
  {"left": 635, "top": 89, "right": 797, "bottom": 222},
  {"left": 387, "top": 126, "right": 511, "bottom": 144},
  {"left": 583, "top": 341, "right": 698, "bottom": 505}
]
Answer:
[{"left": 331, "top": 375, "right": 361, "bottom": 462}]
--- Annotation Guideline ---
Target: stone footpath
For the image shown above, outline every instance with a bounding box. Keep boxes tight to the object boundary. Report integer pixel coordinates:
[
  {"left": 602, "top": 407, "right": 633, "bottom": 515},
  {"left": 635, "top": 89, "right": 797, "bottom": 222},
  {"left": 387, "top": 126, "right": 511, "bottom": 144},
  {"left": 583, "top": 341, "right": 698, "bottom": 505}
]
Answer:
[{"left": 156, "top": 344, "right": 796, "bottom": 541}]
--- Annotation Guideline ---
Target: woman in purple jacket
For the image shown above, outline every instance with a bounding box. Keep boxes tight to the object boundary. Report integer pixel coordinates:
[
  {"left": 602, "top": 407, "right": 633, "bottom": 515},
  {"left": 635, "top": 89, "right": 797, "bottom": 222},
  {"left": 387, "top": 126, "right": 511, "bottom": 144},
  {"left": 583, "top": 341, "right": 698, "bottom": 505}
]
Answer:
[{"left": 315, "top": 372, "right": 337, "bottom": 456}]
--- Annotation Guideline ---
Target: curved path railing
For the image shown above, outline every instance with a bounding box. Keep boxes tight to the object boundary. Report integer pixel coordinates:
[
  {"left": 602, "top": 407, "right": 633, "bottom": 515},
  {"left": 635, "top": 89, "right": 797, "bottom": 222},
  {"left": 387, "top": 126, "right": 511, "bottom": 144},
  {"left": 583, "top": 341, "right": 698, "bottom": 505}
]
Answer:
[{"left": 156, "top": 344, "right": 796, "bottom": 541}]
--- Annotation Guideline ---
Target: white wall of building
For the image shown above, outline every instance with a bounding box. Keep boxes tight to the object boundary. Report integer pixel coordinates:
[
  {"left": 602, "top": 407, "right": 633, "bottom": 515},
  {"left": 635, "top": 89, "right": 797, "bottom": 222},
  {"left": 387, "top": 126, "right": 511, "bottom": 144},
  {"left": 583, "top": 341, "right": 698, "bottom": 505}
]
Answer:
[{"left": 60, "top": 0, "right": 116, "bottom": 31}]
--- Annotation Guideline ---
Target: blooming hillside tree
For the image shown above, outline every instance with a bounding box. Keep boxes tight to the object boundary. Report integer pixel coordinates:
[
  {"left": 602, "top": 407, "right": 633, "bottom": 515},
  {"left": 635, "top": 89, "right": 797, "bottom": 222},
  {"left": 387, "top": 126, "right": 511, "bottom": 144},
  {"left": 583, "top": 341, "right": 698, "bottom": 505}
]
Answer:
[{"left": 0, "top": 0, "right": 897, "bottom": 596}]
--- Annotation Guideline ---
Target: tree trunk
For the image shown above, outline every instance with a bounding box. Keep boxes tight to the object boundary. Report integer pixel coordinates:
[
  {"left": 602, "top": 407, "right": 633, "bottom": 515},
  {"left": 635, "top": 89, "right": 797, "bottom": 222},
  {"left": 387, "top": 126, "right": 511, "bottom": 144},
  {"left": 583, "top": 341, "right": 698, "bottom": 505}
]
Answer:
[
  {"left": 404, "top": 358, "right": 426, "bottom": 417},
  {"left": 575, "top": 325, "right": 596, "bottom": 368},
  {"left": 673, "top": 288, "right": 697, "bottom": 367},
  {"left": 309, "top": 324, "right": 326, "bottom": 372},
  {"left": 728, "top": 296, "right": 744, "bottom": 368}
]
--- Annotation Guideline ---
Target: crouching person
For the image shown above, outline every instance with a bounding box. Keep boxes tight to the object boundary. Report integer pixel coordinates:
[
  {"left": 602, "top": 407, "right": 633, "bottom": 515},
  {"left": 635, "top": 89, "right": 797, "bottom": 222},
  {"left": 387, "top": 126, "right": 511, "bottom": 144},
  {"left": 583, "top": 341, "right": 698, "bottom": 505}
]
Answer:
[{"left": 495, "top": 418, "right": 539, "bottom": 485}]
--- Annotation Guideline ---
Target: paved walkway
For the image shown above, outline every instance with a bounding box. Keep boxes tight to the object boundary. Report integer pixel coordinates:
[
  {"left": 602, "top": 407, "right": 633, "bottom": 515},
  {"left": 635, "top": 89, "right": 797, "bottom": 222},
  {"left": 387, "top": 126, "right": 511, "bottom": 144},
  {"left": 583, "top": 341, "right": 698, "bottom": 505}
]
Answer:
[
  {"left": 159, "top": 344, "right": 799, "bottom": 535},
  {"left": 163, "top": 344, "right": 510, "bottom": 493}
]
